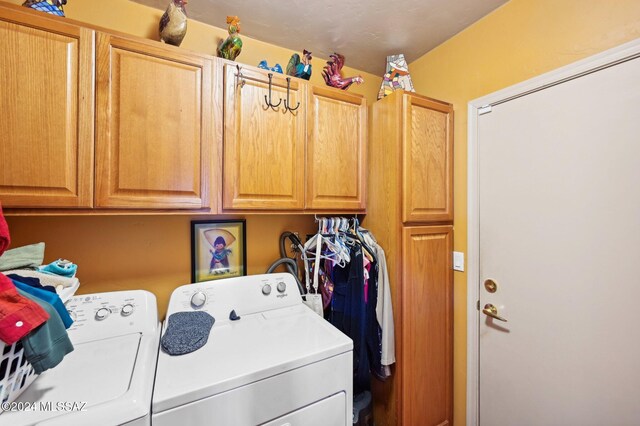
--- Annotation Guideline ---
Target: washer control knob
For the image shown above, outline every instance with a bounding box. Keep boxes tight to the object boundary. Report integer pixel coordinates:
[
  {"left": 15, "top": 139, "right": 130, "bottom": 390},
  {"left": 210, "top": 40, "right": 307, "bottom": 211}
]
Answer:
[
  {"left": 121, "top": 304, "right": 134, "bottom": 316},
  {"left": 191, "top": 291, "right": 207, "bottom": 309},
  {"left": 68, "top": 310, "right": 77, "bottom": 321},
  {"left": 277, "top": 282, "right": 286, "bottom": 293},
  {"left": 95, "top": 308, "right": 110, "bottom": 321},
  {"left": 262, "top": 284, "right": 272, "bottom": 295}
]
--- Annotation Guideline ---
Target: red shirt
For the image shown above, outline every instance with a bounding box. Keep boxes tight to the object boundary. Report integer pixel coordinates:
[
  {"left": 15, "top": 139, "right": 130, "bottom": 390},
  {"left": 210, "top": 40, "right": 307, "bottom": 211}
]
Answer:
[{"left": 0, "top": 203, "right": 50, "bottom": 344}]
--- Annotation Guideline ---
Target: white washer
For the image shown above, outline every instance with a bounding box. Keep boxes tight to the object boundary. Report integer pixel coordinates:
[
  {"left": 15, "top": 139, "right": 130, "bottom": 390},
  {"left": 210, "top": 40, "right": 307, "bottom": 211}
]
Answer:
[
  {"left": 3, "top": 290, "right": 160, "bottom": 426},
  {"left": 153, "top": 273, "right": 353, "bottom": 426}
]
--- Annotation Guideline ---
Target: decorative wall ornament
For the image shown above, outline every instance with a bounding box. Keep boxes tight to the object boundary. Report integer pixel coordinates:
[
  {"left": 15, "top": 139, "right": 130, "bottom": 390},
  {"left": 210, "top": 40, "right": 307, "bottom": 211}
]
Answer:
[
  {"left": 191, "top": 220, "right": 246, "bottom": 283},
  {"left": 321, "top": 53, "right": 363, "bottom": 91},
  {"left": 378, "top": 54, "right": 415, "bottom": 100},
  {"left": 22, "top": 0, "right": 66, "bottom": 17},
  {"left": 217, "top": 16, "right": 243, "bottom": 60},
  {"left": 286, "top": 50, "right": 312, "bottom": 80},
  {"left": 159, "top": 0, "right": 188, "bottom": 47}
]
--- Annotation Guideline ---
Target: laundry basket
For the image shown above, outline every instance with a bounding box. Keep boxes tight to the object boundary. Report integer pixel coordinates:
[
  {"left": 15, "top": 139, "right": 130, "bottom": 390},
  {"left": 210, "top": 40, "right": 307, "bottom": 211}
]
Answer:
[
  {"left": 0, "top": 278, "right": 80, "bottom": 407},
  {"left": 0, "top": 339, "right": 37, "bottom": 405}
]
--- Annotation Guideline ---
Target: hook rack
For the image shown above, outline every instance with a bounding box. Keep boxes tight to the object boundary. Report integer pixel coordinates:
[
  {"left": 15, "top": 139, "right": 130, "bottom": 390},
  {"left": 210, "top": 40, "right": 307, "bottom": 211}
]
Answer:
[
  {"left": 264, "top": 73, "right": 282, "bottom": 110},
  {"left": 235, "top": 64, "right": 246, "bottom": 88},
  {"left": 284, "top": 77, "right": 300, "bottom": 113}
]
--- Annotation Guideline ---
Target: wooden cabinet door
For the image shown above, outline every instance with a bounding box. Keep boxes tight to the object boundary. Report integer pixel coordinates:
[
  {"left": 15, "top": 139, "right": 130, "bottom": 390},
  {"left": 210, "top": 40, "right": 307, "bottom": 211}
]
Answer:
[
  {"left": 402, "top": 94, "right": 453, "bottom": 223},
  {"left": 401, "top": 226, "right": 453, "bottom": 426},
  {"left": 95, "top": 33, "right": 212, "bottom": 209},
  {"left": 306, "top": 86, "right": 366, "bottom": 211},
  {"left": 222, "top": 64, "right": 305, "bottom": 210},
  {"left": 0, "top": 10, "right": 94, "bottom": 208}
]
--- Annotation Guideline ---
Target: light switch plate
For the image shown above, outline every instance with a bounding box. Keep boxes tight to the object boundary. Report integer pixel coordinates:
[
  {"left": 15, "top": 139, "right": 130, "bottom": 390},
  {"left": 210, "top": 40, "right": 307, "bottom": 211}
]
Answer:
[{"left": 453, "top": 251, "right": 465, "bottom": 272}]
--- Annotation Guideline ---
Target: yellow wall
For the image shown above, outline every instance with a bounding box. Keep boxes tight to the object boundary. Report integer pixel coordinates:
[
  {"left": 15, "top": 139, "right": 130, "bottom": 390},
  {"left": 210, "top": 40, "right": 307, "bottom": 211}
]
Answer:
[
  {"left": 5, "top": 215, "right": 315, "bottom": 318},
  {"left": 6, "top": 0, "right": 381, "bottom": 103},
  {"left": 407, "top": 0, "right": 640, "bottom": 424}
]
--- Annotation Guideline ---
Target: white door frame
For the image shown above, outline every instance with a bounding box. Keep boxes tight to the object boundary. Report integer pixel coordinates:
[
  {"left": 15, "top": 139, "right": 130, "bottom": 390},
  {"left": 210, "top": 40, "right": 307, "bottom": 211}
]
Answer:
[{"left": 466, "top": 37, "right": 640, "bottom": 426}]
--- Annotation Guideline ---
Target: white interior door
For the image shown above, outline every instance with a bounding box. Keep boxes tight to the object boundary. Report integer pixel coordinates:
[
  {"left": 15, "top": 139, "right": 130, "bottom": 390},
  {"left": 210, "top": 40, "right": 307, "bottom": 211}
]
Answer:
[{"left": 477, "top": 53, "right": 640, "bottom": 425}]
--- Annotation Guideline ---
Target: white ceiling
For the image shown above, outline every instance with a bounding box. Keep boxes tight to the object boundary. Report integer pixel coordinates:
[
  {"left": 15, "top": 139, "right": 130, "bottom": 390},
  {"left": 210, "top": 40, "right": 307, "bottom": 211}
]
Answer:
[{"left": 133, "top": 0, "right": 508, "bottom": 74}]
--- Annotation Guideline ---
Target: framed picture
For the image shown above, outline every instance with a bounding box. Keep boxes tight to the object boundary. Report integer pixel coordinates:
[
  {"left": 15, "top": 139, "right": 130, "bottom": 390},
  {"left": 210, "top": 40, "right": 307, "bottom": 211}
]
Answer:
[{"left": 191, "top": 220, "right": 247, "bottom": 283}]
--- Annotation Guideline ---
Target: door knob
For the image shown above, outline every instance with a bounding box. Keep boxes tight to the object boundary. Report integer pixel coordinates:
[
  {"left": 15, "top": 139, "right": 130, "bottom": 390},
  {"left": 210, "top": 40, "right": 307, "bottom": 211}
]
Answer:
[
  {"left": 484, "top": 279, "right": 498, "bottom": 293},
  {"left": 483, "top": 304, "right": 508, "bottom": 322}
]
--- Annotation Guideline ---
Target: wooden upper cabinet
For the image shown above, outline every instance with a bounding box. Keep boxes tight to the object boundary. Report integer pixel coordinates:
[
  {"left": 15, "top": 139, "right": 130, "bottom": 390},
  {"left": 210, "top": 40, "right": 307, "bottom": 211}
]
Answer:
[
  {"left": 95, "top": 33, "right": 213, "bottom": 209},
  {"left": 306, "top": 86, "right": 366, "bottom": 211},
  {"left": 0, "top": 10, "right": 94, "bottom": 208},
  {"left": 401, "top": 225, "right": 453, "bottom": 426},
  {"left": 222, "top": 64, "right": 305, "bottom": 210},
  {"left": 402, "top": 94, "right": 453, "bottom": 223}
]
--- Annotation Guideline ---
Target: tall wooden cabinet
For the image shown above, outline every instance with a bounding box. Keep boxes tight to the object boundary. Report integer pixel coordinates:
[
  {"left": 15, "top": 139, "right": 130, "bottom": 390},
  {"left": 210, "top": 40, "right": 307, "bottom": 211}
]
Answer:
[
  {"left": 0, "top": 7, "right": 94, "bottom": 208},
  {"left": 366, "top": 91, "right": 454, "bottom": 426},
  {"left": 95, "top": 33, "right": 213, "bottom": 209}
]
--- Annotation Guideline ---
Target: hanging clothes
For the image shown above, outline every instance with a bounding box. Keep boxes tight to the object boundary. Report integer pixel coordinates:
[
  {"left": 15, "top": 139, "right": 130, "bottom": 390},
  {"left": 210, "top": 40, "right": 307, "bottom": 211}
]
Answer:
[
  {"left": 359, "top": 228, "right": 396, "bottom": 377},
  {"left": 303, "top": 217, "right": 394, "bottom": 392}
]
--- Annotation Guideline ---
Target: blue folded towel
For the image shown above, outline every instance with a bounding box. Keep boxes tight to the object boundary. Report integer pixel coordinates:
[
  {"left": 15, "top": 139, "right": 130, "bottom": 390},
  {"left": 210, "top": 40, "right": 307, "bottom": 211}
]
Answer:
[
  {"left": 38, "top": 259, "right": 77, "bottom": 278},
  {"left": 161, "top": 311, "right": 215, "bottom": 356}
]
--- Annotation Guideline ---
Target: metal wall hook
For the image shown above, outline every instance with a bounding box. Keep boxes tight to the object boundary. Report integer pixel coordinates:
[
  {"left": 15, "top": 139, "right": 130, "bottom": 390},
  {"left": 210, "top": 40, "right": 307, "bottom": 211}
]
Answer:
[
  {"left": 284, "top": 77, "right": 300, "bottom": 113},
  {"left": 235, "top": 64, "right": 246, "bottom": 88},
  {"left": 264, "top": 73, "right": 282, "bottom": 110}
]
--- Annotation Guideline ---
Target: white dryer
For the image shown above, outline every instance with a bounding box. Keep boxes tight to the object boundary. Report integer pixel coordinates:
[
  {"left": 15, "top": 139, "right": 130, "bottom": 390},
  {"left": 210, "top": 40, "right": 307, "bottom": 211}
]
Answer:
[
  {"left": 3, "top": 290, "right": 160, "bottom": 426},
  {"left": 152, "top": 273, "right": 353, "bottom": 426}
]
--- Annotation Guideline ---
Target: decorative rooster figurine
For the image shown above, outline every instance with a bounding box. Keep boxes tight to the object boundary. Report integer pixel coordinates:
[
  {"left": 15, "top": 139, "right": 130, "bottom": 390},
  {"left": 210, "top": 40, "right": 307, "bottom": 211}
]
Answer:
[
  {"left": 217, "top": 16, "right": 243, "bottom": 61},
  {"left": 159, "top": 0, "right": 188, "bottom": 47},
  {"left": 286, "top": 49, "right": 313, "bottom": 80},
  {"left": 322, "top": 53, "right": 363, "bottom": 90},
  {"left": 22, "top": 0, "right": 66, "bottom": 17}
]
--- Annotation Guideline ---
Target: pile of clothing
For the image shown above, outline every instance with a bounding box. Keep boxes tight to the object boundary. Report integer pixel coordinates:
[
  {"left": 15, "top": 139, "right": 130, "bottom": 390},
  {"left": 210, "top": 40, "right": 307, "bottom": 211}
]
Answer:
[{"left": 0, "top": 205, "right": 76, "bottom": 374}]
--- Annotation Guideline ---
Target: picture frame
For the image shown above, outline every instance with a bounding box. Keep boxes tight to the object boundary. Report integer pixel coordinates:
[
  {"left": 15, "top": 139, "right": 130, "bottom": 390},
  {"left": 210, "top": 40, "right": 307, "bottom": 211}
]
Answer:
[{"left": 191, "top": 220, "right": 247, "bottom": 283}]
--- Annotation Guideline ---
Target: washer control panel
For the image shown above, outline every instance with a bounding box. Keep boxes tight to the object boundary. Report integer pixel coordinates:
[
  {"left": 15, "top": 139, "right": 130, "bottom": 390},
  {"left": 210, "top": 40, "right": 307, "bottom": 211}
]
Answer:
[
  {"left": 167, "top": 273, "right": 302, "bottom": 324},
  {"left": 65, "top": 290, "right": 158, "bottom": 343}
]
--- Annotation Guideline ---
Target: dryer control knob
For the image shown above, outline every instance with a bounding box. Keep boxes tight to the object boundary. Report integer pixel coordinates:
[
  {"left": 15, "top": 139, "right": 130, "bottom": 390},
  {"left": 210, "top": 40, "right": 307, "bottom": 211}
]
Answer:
[
  {"left": 191, "top": 291, "right": 207, "bottom": 309},
  {"left": 262, "top": 284, "right": 272, "bottom": 295},
  {"left": 95, "top": 308, "right": 110, "bottom": 321},
  {"left": 121, "top": 304, "right": 134, "bottom": 316},
  {"left": 277, "top": 282, "right": 286, "bottom": 293}
]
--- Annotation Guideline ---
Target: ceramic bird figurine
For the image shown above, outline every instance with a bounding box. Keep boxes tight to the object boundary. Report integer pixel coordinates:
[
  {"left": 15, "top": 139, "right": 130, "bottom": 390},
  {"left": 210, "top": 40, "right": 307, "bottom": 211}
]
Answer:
[
  {"left": 159, "top": 0, "right": 188, "bottom": 47},
  {"left": 22, "top": 0, "right": 66, "bottom": 17},
  {"left": 286, "top": 49, "right": 312, "bottom": 80},
  {"left": 217, "top": 16, "right": 243, "bottom": 60},
  {"left": 258, "top": 60, "right": 283, "bottom": 74},
  {"left": 322, "top": 53, "right": 364, "bottom": 90}
]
